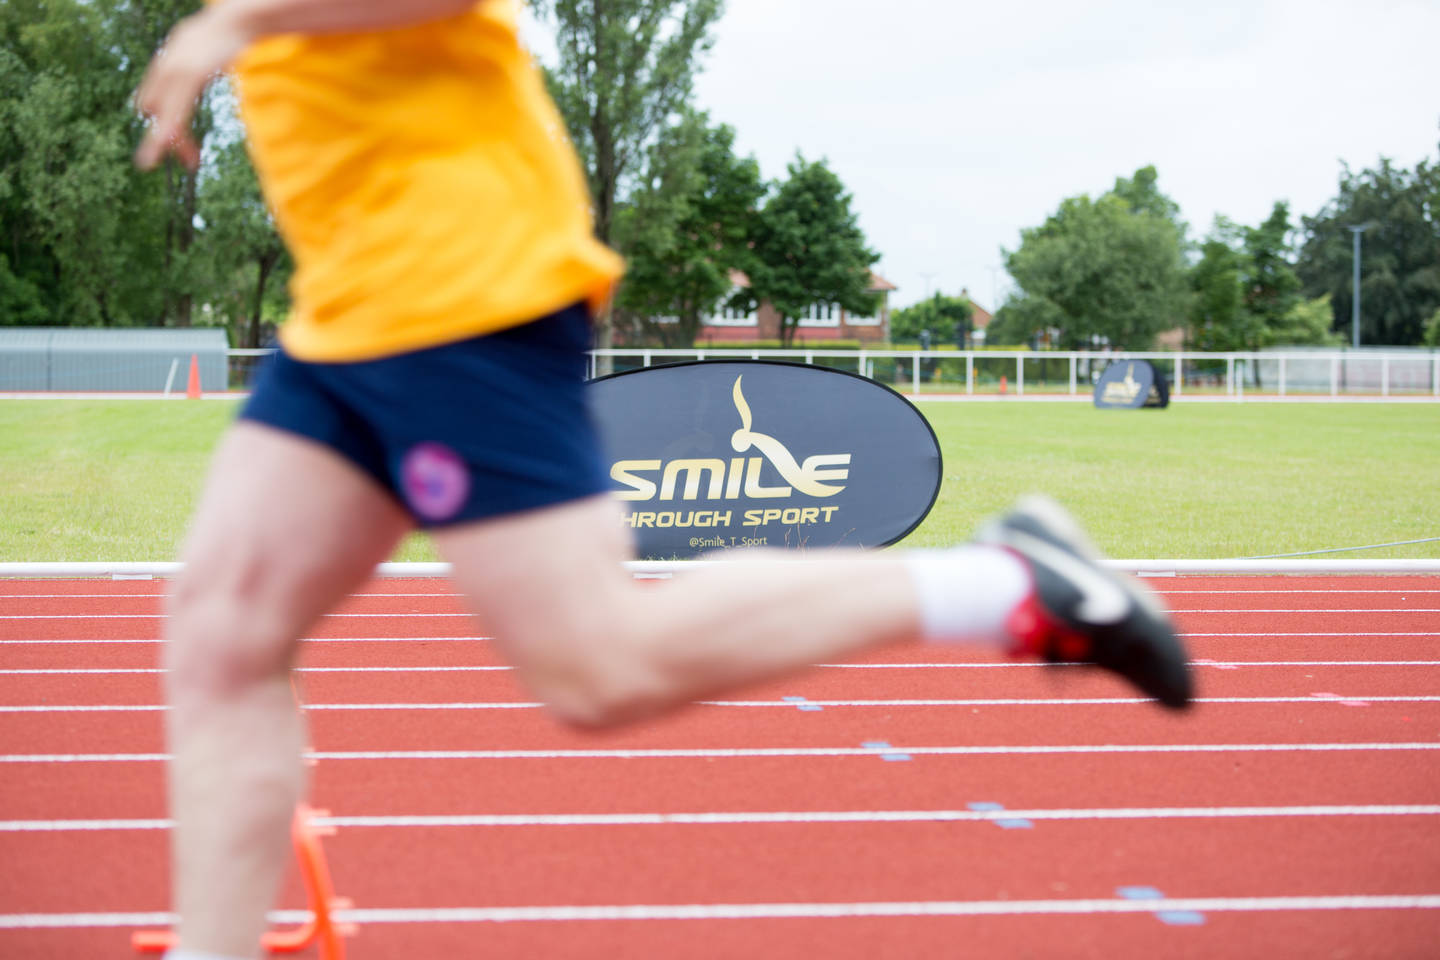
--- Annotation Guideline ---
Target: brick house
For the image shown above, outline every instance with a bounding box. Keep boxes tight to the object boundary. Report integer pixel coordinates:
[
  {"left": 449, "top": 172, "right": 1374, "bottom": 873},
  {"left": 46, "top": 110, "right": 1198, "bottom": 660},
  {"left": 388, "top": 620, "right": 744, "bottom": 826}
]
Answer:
[
  {"left": 635, "top": 271, "right": 898, "bottom": 345},
  {"left": 961, "top": 287, "right": 994, "bottom": 345}
]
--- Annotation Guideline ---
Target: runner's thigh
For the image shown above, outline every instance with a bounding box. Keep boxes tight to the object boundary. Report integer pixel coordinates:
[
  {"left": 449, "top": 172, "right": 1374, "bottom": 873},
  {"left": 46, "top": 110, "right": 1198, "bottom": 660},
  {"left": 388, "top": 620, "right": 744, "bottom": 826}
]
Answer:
[{"left": 174, "top": 421, "right": 412, "bottom": 645}]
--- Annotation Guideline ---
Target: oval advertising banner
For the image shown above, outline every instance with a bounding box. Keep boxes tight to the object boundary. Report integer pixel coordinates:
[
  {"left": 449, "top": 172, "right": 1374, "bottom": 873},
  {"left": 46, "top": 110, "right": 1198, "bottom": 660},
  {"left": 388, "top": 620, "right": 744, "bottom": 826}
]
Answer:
[
  {"left": 1093, "top": 359, "right": 1170, "bottom": 409},
  {"left": 590, "top": 361, "right": 942, "bottom": 559}
]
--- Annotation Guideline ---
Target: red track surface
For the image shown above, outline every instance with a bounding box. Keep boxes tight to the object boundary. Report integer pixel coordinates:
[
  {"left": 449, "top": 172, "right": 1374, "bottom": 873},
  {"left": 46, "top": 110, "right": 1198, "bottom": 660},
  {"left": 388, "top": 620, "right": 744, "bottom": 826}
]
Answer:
[{"left": 2, "top": 575, "right": 1438, "bottom": 958}]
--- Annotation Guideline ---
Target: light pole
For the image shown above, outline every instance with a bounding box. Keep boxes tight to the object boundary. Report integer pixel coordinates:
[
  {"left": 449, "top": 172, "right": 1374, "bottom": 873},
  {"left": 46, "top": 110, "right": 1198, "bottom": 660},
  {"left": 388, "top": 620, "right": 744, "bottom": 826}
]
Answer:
[
  {"left": 1348, "top": 224, "right": 1370, "bottom": 348},
  {"left": 919, "top": 272, "right": 937, "bottom": 301}
]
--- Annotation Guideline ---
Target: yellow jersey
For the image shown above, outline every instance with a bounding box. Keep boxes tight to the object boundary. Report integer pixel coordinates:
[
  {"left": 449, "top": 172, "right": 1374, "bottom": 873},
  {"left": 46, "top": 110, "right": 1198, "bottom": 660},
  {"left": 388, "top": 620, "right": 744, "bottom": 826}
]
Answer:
[{"left": 230, "top": 0, "right": 623, "bottom": 361}]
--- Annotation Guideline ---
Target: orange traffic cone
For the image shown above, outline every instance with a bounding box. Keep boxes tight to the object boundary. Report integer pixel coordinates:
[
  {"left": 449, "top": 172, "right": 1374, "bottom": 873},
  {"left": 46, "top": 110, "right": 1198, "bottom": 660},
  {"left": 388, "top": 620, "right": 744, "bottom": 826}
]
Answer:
[
  {"left": 999, "top": 375, "right": 1008, "bottom": 396},
  {"left": 185, "top": 354, "right": 202, "bottom": 399}
]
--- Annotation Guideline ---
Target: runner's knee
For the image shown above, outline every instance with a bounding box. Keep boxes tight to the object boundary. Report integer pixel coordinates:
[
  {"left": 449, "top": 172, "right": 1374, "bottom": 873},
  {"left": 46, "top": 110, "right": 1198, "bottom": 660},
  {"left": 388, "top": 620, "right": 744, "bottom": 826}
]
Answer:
[
  {"left": 498, "top": 593, "right": 665, "bottom": 728},
  {"left": 165, "top": 556, "right": 306, "bottom": 701}
]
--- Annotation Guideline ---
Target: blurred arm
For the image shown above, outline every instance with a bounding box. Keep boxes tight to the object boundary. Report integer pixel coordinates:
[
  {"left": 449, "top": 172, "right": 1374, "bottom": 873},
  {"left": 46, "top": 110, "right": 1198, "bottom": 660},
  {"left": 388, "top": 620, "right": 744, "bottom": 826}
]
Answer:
[
  {"left": 218, "top": 0, "right": 483, "bottom": 37},
  {"left": 134, "top": 0, "right": 484, "bottom": 170}
]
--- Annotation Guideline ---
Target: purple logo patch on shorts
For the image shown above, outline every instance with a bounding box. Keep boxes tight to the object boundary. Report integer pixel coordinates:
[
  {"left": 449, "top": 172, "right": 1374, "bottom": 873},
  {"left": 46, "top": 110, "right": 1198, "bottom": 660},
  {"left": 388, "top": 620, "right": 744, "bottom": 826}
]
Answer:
[{"left": 400, "top": 442, "right": 471, "bottom": 521}]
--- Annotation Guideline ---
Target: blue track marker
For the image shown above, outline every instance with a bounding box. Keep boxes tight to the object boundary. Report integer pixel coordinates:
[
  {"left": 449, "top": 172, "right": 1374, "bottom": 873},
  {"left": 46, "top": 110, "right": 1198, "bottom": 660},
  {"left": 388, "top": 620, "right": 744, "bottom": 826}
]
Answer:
[
  {"left": 860, "top": 740, "right": 911, "bottom": 761},
  {"left": 966, "top": 802, "right": 1033, "bottom": 829},
  {"left": 1116, "top": 886, "right": 1206, "bottom": 925},
  {"left": 781, "top": 696, "right": 823, "bottom": 712}
]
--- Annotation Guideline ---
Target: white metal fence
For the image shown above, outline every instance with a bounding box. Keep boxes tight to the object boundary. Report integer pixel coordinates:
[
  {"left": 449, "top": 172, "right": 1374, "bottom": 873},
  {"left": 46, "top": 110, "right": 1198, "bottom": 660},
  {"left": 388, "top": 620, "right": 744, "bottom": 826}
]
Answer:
[
  {"left": 4, "top": 346, "right": 1439, "bottom": 400},
  {"left": 589, "top": 348, "right": 1440, "bottom": 400}
]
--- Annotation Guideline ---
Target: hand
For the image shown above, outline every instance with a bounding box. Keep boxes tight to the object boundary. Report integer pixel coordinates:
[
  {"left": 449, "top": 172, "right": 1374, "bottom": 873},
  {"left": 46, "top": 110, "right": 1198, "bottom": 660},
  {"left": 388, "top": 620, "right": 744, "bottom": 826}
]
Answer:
[{"left": 134, "top": 8, "right": 253, "bottom": 171}]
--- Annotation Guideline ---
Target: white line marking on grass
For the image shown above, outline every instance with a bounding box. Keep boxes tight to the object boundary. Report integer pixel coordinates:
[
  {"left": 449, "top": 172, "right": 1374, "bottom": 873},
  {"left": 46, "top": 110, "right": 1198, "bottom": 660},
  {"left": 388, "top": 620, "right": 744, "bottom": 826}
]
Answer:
[
  {"left": 5, "top": 895, "right": 1440, "bottom": 929},
  {"left": 7, "top": 805, "right": 1440, "bottom": 833},
  {"left": 6, "top": 743, "right": 1440, "bottom": 763},
  {"left": 7, "top": 696, "right": 1440, "bottom": 714}
]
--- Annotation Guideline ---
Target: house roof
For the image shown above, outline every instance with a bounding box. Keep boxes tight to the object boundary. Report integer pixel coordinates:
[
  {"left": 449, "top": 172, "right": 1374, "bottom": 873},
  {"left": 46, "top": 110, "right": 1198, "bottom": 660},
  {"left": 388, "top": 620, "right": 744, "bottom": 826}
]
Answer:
[
  {"left": 960, "top": 288, "right": 993, "bottom": 329},
  {"left": 727, "top": 269, "right": 897, "bottom": 293}
]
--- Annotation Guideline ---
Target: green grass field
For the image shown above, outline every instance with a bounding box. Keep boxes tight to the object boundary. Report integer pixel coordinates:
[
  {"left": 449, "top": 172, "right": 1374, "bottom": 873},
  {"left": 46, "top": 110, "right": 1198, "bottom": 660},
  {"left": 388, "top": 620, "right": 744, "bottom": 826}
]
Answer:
[{"left": 2, "top": 399, "right": 1437, "bottom": 562}]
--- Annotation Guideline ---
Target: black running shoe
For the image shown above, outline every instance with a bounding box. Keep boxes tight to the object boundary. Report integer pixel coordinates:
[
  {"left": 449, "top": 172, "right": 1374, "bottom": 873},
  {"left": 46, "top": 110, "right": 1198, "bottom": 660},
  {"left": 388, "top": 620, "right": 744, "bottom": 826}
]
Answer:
[{"left": 975, "top": 496, "right": 1193, "bottom": 709}]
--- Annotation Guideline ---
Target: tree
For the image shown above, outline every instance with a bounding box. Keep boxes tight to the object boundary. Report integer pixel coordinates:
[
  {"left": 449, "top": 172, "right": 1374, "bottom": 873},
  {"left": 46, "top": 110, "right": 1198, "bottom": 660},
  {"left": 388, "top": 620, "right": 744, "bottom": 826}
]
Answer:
[
  {"left": 741, "top": 156, "right": 879, "bottom": 347},
  {"left": 1423, "top": 306, "right": 1440, "bottom": 347},
  {"left": 1298, "top": 151, "right": 1440, "bottom": 345},
  {"left": 1243, "top": 202, "right": 1302, "bottom": 334},
  {"left": 890, "top": 293, "right": 974, "bottom": 345},
  {"left": 197, "top": 137, "right": 292, "bottom": 348},
  {"left": 1263, "top": 295, "right": 1342, "bottom": 348},
  {"left": 2, "top": 0, "right": 132, "bottom": 325},
  {"left": 1001, "top": 168, "right": 1191, "bottom": 349},
  {"left": 1187, "top": 222, "right": 1256, "bottom": 352},
  {"left": 1188, "top": 206, "right": 1334, "bottom": 370},
  {"left": 0, "top": 0, "right": 214, "bottom": 328},
  {"left": 531, "top": 0, "right": 725, "bottom": 356},
  {"left": 1111, "top": 165, "right": 1187, "bottom": 241},
  {"left": 612, "top": 113, "right": 763, "bottom": 346},
  {"left": 988, "top": 293, "right": 1063, "bottom": 347},
  {"left": 109, "top": 0, "right": 216, "bottom": 327}
]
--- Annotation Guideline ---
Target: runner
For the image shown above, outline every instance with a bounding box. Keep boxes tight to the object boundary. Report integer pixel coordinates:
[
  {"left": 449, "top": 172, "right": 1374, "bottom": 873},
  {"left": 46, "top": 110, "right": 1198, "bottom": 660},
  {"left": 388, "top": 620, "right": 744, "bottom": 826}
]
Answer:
[{"left": 134, "top": 3, "right": 1191, "bottom": 957}]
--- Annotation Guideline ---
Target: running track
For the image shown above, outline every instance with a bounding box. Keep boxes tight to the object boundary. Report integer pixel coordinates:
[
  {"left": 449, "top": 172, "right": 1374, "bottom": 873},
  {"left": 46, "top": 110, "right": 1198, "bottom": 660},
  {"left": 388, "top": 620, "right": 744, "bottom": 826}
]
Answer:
[{"left": 1, "top": 575, "right": 1438, "bottom": 959}]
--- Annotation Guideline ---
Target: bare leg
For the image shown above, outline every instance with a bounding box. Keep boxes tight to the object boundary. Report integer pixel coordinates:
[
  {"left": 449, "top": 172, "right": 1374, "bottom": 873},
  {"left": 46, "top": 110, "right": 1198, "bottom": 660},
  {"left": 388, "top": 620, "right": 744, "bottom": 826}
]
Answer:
[
  {"left": 165, "top": 423, "right": 411, "bottom": 958},
  {"left": 434, "top": 495, "right": 933, "bottom": 726}
]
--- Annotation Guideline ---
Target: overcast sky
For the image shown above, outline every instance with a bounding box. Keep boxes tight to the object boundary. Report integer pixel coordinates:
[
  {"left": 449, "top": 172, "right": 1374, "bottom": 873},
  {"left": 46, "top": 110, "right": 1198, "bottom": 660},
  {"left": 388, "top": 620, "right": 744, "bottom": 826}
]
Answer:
[{"left": 526, "top": 0, "right": 1440, "bottom": 311}]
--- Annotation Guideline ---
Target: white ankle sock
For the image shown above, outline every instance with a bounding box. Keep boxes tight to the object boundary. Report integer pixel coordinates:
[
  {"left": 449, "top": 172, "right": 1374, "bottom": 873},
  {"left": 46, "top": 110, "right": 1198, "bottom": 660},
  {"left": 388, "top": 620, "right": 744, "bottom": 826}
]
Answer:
[
  {"left": 904, "top": 545, "right": 1032, "bottom": 647},
  {"left": 164, "top": 949, "right": 254, "bottom": 960}
]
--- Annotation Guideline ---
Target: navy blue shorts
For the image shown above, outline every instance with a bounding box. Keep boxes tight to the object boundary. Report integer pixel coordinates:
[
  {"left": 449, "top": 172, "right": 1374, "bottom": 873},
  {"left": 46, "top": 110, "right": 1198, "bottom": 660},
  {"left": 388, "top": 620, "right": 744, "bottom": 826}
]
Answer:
[{"left": 240, "top": 303, "right": 608, "bottom": 528}]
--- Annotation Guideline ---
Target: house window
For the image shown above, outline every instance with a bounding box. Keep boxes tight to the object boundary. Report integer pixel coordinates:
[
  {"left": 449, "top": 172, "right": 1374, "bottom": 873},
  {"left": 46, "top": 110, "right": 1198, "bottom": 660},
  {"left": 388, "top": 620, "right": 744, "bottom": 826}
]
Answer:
[
  {"left": 797, "top": 302, "right": 839, "bottom": 327},
  {"left": 845, "top": 309, "right": 881, "bottom": 326},
  {"left": 704, "top": 288, "right": 757, "bottom": 327}
]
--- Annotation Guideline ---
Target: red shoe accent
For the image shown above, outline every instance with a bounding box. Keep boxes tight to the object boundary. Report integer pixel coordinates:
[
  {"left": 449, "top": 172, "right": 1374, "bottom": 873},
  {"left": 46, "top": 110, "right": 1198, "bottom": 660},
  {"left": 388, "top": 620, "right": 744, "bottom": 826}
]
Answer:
[
  {"left": 1004, "top": 592, "right": 1046, "bottom": 657},
  {"left": 1004, "top": 591, "right": 1093, "bottom": 662}
]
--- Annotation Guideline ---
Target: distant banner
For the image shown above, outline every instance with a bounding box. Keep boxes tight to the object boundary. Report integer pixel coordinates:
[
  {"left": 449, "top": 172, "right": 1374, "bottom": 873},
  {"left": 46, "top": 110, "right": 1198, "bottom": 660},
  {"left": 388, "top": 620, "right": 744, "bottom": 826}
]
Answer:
[
  {"left": 1094, "top": 359, "right": 1170, "bottom": 409},
  {"left": 590, "top": 361, "right": 942, "bottom": 559}
]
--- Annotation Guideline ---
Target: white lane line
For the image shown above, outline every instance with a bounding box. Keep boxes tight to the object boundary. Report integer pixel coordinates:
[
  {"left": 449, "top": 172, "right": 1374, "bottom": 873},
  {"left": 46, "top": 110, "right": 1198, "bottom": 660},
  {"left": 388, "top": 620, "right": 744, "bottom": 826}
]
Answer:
[
  {"left": 1170, "top": 609, "right": 1440, "bottom": 614},
  {"left": 0, "top": 666, "right": 512, "bottom": 674},
  {"left": 3, "top": 588, "right": 1434, "bottom": 602},
  {"left": 4, "top": 632, "right": 1437, "bottom": 646},
  {"left": 5, "top": 895, "right": 1440, "bottom": 928},
  {"left": 5, "top": 661, "right": 1440, "bottom": 677},
  {"left": 817, "top": 661, "right": 1440, "bottom": 669},
  {"left": 0, "top": 593, "right": 458, "bottom": 600},
  {"left": 9, "top": 609, "right": 1439, "bottom": 618},
  {"left": 5, "top": 743, "right": 1439, "bottom": 763},
  {"left": 1155, "top": 590, "right": 1440, "bottom": 595},
  {"left": 0, "top": 636, "right": 489, "bottom": 644},
  {"left": 5, "top": 591, "right": 1439, "bottom": 601},
  {"left": 1182, "top": 633, "right": 1440, "bottom": 637},
  {"left": 0, "top": 613, "right": 472, "bottom": 620},
  {"left": 6, "top": 696, "right": 1440, "bottom": 714},
  {"left": 0, "top": 595, "right": 168, "bottom": 600},
  {"left": 7, "top": 805, "right": 1440, "bottom": 833}
]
